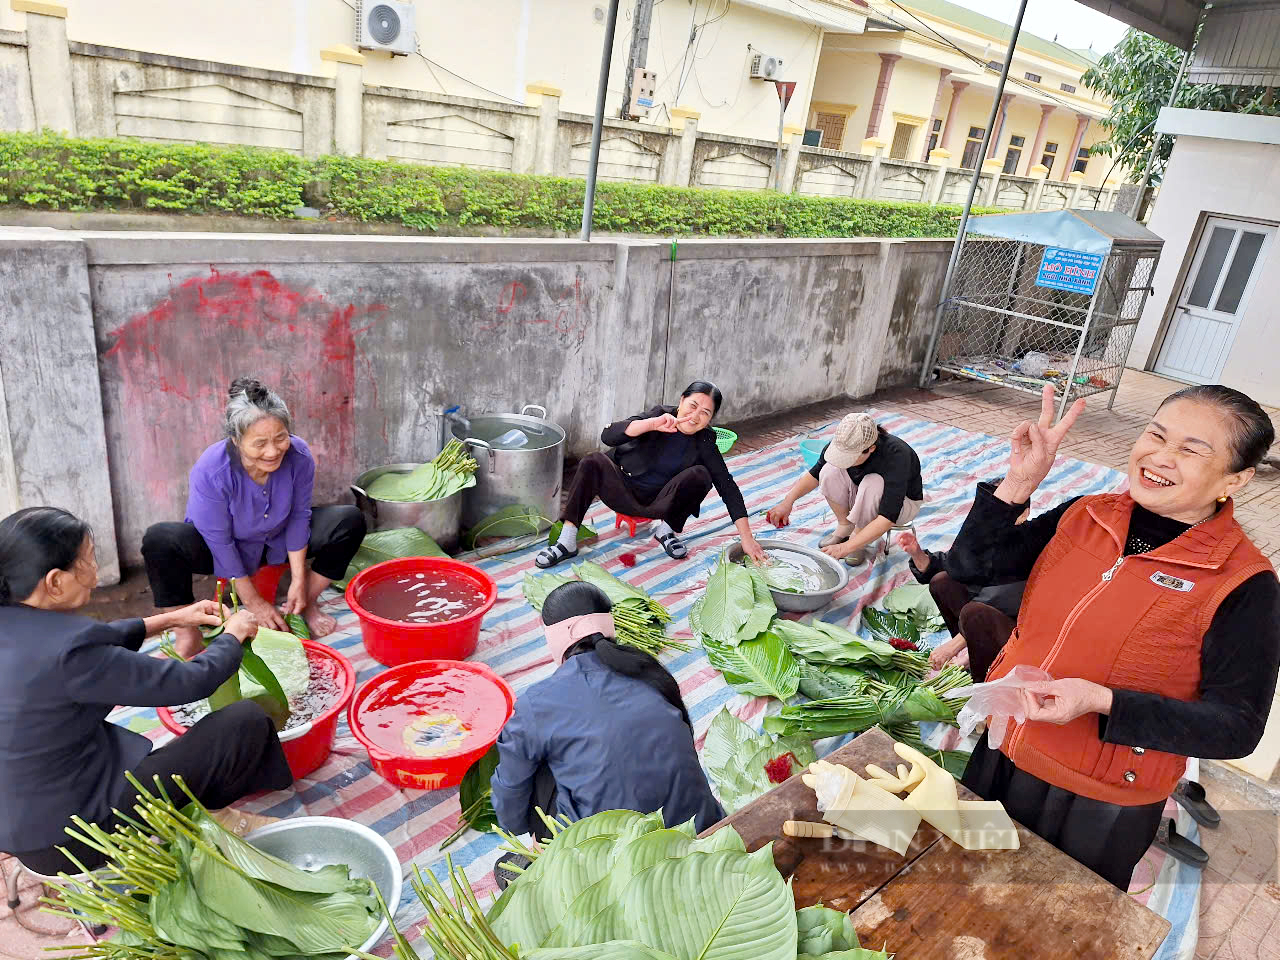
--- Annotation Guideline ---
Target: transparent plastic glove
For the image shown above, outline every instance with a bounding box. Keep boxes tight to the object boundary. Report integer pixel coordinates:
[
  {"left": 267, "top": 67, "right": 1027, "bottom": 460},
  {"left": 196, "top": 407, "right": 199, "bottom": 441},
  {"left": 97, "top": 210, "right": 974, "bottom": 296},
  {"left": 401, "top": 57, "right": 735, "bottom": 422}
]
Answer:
[
  {"left": 866, "top": 742, "right": 1019, "bottom": 851},
  {"left": 802, "top": 760, "right": 921, "bottom": 856},
  {"left": 946, "top": 664, "right": 1055, "bottom": 744}
]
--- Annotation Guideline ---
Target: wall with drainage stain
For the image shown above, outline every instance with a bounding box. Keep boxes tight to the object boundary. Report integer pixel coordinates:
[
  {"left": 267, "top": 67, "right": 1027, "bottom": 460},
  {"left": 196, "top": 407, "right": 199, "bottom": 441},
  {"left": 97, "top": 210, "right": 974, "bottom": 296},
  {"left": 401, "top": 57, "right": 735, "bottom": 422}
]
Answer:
[{"left": 0, "top": 229, "right": 949, "bottom": 576}]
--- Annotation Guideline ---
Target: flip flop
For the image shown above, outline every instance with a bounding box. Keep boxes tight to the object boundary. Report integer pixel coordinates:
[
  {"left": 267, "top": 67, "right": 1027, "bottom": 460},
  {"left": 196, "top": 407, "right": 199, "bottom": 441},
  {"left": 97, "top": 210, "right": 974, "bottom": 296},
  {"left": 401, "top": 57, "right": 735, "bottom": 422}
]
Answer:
[
  {"left": 655, "top": 530, "right": 688, "bottom": 559},
  {"left": 1173, "top": 780, "right": 1221, "bottom": 828},
  {"left": 494, "top": 852, "right": 531, "bottom": 892},
  {"left": 1153, "top": 818, "right": 1209, "bottom": 868},
  {"left": 535, "top": 542, "right": 578, "bottom": 569}
]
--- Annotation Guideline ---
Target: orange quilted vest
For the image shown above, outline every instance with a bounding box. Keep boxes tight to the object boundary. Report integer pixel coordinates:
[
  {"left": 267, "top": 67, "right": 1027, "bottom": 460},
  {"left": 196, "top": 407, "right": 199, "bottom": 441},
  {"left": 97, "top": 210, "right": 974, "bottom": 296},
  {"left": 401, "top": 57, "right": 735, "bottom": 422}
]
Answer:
[{"left": 986, "top": 493, "right": 1272, "bottom": 806}]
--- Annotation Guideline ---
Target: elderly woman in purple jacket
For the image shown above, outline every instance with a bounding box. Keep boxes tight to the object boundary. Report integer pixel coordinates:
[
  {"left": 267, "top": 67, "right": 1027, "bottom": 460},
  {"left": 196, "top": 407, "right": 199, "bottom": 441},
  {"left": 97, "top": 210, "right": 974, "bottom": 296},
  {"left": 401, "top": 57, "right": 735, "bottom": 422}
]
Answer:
[{"left": 142, "top": 378, "right": 365, "bottom": 659}]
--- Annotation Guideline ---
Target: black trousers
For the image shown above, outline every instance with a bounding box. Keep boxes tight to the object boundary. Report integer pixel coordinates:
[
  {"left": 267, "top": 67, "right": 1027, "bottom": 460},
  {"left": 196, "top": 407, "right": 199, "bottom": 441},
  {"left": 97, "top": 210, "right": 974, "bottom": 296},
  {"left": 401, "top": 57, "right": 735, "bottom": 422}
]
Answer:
[
  {"left": 962, "top": 733, "right": 1165, "bottom": 890},
  {"left": 16, "top": 701, "right": 293, "bottom": 875},
  {"left": 142, "top": 505, "right": 366, "bottom": 607},
  {"left": 928, "top": 572, "right": 1016, "bottom": 683},
  {"left": 494, "top": 764, "right": 559, "bottom": 891},
  {"left": 563, "top": 453, "right": 713, "bottom": 534}
]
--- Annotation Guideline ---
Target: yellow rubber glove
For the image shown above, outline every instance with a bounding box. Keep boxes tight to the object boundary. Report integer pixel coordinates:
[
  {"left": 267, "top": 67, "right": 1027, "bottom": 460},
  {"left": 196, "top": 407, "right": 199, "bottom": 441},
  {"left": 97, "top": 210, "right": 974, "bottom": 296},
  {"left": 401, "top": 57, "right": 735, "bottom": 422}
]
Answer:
[
  {"left": 862, "top": 742, "right": 1019, "bottom": 851},
  {"left": 801, "top": 760, "right": 921, "bottom": 856}
]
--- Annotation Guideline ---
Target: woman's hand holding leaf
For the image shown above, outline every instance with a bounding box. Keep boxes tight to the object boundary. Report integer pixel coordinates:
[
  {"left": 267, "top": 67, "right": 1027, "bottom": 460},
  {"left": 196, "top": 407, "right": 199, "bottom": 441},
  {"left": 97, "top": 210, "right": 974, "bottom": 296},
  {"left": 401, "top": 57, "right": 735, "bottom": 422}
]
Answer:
[
  {"left": 222, "top": 608, "right": 259, "bottom": 643},
  {"left": 169, "top": 600, "right": 227, "bottom": 631}
]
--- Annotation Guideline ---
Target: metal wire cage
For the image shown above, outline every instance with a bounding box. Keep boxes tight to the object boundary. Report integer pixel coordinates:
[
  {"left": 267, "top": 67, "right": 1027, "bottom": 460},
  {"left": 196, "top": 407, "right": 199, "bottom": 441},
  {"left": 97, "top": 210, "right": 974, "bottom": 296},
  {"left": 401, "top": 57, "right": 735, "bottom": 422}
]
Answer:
[{"left": 924, "top": 210, "right": 1164, "bottom": 418}]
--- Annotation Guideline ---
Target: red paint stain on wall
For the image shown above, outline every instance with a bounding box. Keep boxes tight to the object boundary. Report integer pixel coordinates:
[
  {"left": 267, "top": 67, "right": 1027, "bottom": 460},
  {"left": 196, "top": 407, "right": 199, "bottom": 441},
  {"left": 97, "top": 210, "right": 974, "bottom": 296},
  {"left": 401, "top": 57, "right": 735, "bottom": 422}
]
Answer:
[{"left": 102, "top": 268, "right": 385, "bottom": 516}]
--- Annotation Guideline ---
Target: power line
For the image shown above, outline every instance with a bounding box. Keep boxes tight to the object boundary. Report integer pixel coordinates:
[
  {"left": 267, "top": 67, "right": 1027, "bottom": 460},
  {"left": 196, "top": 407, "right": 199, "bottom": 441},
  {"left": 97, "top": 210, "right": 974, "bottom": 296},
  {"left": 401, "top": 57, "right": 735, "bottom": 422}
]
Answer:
[{"left": 413, "top": 34, "right": 524, "bottom": 104}]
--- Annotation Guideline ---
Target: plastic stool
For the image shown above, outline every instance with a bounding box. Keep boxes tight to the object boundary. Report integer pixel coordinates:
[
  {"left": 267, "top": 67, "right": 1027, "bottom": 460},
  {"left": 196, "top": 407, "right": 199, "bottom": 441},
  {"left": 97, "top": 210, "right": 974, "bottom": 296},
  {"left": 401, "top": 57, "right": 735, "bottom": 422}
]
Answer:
[
  {"left": 3, "top": 856, "right": 107, "bottom": 939},
  {"left": 216, "top": 563, "right": 288, "bottom": 604},
  {"left": 615, "top": 513, "right": 653, "bottom": 538},
  {"left": 881, "top": 521, "right": 918, "bottom": 557}
]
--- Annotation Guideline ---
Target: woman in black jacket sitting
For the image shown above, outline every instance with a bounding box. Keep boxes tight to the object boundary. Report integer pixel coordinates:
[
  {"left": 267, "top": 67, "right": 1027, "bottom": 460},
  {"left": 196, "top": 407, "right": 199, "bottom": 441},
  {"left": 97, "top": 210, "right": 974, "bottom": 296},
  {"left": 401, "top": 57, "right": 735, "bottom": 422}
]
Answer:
[{"left": 537, "top": 381, "right": 765, "bottom": 568}]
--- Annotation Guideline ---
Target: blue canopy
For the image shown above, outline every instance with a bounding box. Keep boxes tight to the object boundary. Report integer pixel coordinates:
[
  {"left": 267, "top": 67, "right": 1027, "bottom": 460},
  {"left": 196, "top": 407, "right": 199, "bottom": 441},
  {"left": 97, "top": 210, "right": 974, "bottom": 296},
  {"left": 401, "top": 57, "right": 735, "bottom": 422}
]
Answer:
[{"left": 967, "top": 209, "right": 1163, "bottom": 256}]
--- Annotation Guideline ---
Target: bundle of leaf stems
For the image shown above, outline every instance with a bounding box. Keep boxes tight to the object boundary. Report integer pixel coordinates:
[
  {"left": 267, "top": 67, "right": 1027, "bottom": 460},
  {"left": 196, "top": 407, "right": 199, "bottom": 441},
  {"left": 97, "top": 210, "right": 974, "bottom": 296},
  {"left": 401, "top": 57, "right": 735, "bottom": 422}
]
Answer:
[
  {"left": 379, "top": 858, "right": 516, "bottom": 960},
  {"left": 433, "top": 439, "right": 478, "bottom": 478},
  {"left": 610, "top": 603, "right": 689, "bottom": 657},
  {"left": 439, "top": 788, "right": 493, "bottom": 849}
]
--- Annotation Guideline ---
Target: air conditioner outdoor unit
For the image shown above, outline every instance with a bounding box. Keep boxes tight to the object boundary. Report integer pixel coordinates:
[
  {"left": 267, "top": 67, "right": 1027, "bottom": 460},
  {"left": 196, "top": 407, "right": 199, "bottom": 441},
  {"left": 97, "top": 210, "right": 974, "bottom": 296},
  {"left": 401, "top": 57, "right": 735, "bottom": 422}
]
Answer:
[
  {"left": 749, "top": 52, "right": 784, "bottom": 80},
  {"left": 355, "top": 0, "right": 417, "bottom": 56}
]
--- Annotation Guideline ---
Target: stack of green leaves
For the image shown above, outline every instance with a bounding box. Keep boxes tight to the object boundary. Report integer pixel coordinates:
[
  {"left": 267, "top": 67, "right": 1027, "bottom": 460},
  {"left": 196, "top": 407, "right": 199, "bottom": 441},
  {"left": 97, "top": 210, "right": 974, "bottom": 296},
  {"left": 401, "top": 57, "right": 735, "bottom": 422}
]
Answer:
[
  {"left": 522, "top": 562, "right": 689, "bottom": 658},
  {"left": 690, "top": 556, "right": 801, "bottom": 701},
  {"left": 45, "top": 775, "right": 380, "bottom": 960},
  {"left": 701, "top": 708, "right": 816, "bottom": 813},
  {"left": 798, "top": 904, "right": 890, "bottom": 958},
  {"left": 881, "top": 583, "right": 947, "bottom": 635},
  {"left": 776, "top": 616, "right": 929, "bottom": 677},
  {"left": 367, "top": 440, "right": 478, "bottom": 502}
]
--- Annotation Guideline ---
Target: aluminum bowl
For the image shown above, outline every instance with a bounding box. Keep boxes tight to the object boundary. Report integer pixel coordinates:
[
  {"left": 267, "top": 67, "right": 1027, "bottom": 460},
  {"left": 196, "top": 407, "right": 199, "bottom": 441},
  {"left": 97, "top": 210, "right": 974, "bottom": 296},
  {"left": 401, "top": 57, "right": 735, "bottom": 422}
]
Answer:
[
  {"left": 245, "top": 816, "right": 402, "bottom": 958},
  {"left": 725, "top": 539, "right": 849, "bottom": 613}
]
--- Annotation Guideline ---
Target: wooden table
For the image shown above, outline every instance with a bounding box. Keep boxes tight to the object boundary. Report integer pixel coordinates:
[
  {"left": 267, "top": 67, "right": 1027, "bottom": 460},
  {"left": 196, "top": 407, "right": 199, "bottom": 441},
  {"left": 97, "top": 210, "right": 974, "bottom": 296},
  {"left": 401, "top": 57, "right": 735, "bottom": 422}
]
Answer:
[{"left": 703, "top": 727, "right": 1171, "bottom": 959}]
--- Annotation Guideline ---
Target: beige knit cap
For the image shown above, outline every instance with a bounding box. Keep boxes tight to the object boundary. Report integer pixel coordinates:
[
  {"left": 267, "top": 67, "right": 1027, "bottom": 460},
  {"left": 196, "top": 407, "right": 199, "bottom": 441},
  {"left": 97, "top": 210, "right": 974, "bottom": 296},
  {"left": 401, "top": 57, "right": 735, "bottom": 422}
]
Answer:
[{"left": 824, "top": 413, "right": 879, "bottom": 468}]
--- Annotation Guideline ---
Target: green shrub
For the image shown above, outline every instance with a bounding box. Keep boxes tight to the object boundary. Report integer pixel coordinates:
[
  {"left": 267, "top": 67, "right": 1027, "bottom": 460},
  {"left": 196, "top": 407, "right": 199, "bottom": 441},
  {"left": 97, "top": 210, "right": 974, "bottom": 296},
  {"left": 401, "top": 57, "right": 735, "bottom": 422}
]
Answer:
[{"left": 0, "top": 130, "right": 998, "bottom": 237}]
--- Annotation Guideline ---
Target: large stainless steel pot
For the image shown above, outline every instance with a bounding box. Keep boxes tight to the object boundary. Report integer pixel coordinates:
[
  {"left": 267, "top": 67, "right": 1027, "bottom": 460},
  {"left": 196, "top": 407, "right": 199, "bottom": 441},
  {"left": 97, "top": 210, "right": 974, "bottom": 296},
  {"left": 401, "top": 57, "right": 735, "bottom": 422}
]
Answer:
[
  {"left": 450, "top": 403, "right": 565, "bottom": 532},
  {"left": 351, "top": 463, "right": 463, "bottom": 552}
]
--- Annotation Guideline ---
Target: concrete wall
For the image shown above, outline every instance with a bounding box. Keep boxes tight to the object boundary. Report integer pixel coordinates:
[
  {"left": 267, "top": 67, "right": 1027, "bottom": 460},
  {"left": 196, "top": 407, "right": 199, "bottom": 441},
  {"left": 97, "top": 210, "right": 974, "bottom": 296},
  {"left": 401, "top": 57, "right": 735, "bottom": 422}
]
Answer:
[
  {"left": 0, "top": 228, "right": 950, "bottom": 578},
  {"left": 1130, "top": 132, "right": 1280, "bottom": 406}
]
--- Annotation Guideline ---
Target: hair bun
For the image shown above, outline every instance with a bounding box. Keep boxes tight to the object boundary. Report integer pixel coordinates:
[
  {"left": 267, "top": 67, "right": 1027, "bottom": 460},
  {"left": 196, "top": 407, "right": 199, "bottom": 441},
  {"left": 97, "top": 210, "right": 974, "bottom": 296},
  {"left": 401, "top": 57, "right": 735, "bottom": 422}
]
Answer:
[{"left": 229, "top": 376, "right": 270, "bottom": 404}]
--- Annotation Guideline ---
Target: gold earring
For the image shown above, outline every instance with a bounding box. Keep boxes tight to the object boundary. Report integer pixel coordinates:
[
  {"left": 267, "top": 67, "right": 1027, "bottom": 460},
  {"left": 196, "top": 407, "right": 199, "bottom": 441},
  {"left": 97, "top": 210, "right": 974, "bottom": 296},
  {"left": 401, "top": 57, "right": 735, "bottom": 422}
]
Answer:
[{"left": 1217, "top": 494, "right": 1229, "bottom": 503}]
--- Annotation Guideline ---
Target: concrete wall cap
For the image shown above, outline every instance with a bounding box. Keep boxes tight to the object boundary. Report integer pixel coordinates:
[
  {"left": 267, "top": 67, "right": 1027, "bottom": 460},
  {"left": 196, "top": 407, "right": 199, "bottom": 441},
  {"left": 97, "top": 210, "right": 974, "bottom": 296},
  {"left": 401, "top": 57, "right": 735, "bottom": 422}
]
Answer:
[
  {"left": 982, "top": 157, "right": 1004, "bottom": 171},
  {"left": 320, "top": 44, "right": 365, "bottom": 66},
  {"left": 1068, "top": 170, "right": 1087, "bottom": 183},
  {"left": 783, "top": 125, "right": 805, "bottom": 136},
  {"left": 670, "top": 107, "right": 701, "bottom": 120},
  {"left": 928, "top": 148, "right": 952, "bottom": 163},
  {"left": 525, "top": 83, "right": 563, "bottom": 97},
  {"left": 1029, "top": 163, "right": 1049, "bottom": 178},
  {"left": 11, "top": 0, "right": 67, "bottom": 16}
]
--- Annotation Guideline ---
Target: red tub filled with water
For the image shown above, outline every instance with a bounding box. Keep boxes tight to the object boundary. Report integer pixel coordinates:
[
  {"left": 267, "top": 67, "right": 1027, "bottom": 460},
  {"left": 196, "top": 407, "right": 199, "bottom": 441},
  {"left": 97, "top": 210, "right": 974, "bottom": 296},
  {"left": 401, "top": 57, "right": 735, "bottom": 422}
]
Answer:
[
  {"left": 158, "top": 640, "right": 356, "bottom": 781},
  {"left": 348, "top": 659, "right": 514, "bottom": 790},
  {"left": 345, "top": 557, "right": 497, "bottom": 666}
]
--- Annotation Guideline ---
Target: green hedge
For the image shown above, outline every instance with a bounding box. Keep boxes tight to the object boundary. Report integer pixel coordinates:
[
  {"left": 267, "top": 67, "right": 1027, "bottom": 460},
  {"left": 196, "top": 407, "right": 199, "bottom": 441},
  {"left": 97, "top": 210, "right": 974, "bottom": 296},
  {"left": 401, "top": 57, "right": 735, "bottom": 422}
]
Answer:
[{"left": 0, "top": 131, "right": 993, "bottom": 238}]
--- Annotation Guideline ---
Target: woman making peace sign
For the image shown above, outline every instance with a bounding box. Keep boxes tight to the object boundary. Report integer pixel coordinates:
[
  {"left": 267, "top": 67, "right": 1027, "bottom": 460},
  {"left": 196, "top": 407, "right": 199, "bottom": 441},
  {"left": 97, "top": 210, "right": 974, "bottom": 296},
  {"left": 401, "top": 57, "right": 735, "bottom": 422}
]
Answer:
[{"left": 947, "top": 384, "right": 1279, "bottom": 889}]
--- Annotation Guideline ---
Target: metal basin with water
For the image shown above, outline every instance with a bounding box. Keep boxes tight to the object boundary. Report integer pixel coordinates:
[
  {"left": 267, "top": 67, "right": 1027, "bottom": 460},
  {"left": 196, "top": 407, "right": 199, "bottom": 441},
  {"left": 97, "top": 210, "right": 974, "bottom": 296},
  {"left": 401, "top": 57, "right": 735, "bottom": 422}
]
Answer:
[
  {"left": 450, "top": 404, "right": 565, "bottom": 532},
  {"left": 351, "top": 463, "right": 463, "bottom": 552},
  {"left": 725, "top": 539, "right": 849, "bottom": 613},
  {"left": 244, "top": 816, "right": 402, "bottom": 960}
]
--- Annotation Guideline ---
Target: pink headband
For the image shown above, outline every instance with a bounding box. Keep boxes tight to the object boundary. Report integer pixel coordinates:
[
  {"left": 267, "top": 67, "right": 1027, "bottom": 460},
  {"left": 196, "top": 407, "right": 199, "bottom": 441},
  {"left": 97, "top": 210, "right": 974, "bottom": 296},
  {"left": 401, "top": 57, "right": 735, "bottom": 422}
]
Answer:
[{"left": 544, "top": 612, "right": 616, "bottom": 664}]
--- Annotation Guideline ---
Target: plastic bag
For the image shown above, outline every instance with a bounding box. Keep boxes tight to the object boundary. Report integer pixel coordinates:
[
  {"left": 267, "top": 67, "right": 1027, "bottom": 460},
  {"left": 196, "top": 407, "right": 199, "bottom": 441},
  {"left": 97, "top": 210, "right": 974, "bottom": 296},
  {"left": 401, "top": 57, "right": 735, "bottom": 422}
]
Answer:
[
  {"left": 1017, "top": 351, "right": 1052, "bottom": 377},
  {"left": 945, "top": 664, "right": 1054, "bottom": 745}
]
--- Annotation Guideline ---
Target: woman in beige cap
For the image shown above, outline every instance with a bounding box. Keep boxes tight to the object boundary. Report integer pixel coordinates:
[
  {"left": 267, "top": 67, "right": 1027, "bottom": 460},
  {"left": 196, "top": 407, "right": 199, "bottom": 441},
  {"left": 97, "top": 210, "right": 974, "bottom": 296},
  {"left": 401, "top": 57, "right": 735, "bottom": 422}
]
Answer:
[{"left": 766, "top": 413, "right": 923, "bottom": 566}]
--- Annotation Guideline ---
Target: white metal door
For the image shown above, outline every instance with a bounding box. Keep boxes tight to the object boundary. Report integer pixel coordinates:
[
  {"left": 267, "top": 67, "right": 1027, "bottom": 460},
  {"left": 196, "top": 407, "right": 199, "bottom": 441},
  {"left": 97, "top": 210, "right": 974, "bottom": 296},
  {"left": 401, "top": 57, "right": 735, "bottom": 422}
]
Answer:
[{"left": 1155, "top": 217, "right": 1274, "bottom": 383}]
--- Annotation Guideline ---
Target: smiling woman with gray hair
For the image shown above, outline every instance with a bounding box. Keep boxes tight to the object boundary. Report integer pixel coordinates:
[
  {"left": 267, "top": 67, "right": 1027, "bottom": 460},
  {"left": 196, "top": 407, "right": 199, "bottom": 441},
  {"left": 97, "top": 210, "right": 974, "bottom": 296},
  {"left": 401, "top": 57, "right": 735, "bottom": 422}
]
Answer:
[{"left": 142, "top": 377, "right": 366, "bottom": 658}]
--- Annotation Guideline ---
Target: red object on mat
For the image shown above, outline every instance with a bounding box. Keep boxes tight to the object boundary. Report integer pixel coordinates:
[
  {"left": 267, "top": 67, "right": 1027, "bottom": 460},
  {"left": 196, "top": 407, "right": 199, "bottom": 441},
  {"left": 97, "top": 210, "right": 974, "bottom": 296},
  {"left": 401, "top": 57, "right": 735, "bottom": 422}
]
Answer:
[
  {"left": 217, "top": 563, "right": 288, "bottom": 603},
  {"left": 615, "top": 513, "right": 652, "bottom": 538}
]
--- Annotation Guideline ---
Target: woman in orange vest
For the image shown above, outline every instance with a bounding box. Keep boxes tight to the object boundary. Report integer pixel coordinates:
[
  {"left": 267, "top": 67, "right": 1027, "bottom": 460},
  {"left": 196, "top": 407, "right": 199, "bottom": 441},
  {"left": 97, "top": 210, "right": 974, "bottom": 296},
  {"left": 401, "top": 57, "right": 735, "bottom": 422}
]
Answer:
[{"left": 947, "top": 383, "right": 1279, "bottom": 889}]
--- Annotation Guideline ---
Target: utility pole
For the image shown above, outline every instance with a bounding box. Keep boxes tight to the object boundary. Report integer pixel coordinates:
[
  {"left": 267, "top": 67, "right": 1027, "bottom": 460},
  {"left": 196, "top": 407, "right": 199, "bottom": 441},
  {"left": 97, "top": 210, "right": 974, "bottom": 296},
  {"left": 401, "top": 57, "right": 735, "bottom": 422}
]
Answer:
[{"left": 619, "top": 0, "right": 655, "bottom": 120}]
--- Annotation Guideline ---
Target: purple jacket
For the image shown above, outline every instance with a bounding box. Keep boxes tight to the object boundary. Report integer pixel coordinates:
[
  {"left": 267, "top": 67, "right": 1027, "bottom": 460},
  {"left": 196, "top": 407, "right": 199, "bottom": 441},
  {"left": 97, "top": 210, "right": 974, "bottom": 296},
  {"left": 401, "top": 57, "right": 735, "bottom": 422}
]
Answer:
[{"left": 185, "top": 436, "right": 315, "bottom": 579}]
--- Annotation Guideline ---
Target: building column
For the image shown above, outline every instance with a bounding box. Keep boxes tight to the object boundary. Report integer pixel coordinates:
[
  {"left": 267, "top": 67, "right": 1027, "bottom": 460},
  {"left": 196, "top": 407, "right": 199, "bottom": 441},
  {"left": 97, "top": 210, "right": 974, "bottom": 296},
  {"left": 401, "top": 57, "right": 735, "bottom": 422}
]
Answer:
[
  {"left": 1025, "top": 103, "right": 1054, "bottom": 176},
  {"left": 528, "top": 83, "right": 563, "bottom": 175},
  {"left": 321, "top": 45, "right": 365, "bottom": 157},
  {"left": 986, "top": 92, "right": 1014, "bottom": 160},
  {"left": 15, "top": 0, "right": 75, "bottom": 134},
  {"left": 864, "top": 53, "right": 901, "bottom": 141},
  {"left": 670, "top": 106, "right": 700, "bottom": 187},
  {"left": 939, "top": 80, "right": 969, "bottom": 151},
  {"left": 1062, "top": 113, "right": 1090, "bottom": 181},
  {"left": 920, "top": 67, "right": 952, "bottom": 161}
]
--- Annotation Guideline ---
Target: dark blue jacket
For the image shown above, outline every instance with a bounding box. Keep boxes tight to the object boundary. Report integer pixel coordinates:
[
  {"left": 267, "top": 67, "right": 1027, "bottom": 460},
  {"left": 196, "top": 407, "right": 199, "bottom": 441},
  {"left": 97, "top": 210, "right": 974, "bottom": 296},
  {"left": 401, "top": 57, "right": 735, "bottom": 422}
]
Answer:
[
  {"left": 491, "top": 651, "right": 724, "bottom": 834},
  {"left": 0, "top": 605, "right": 242, "bottom": 853}
]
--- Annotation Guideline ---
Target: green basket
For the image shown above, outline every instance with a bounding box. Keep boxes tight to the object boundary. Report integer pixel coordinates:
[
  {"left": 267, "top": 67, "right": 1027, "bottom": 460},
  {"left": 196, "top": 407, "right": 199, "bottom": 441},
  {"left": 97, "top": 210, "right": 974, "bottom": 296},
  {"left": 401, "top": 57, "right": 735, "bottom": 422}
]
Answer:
[{"left": 713, "top": 427, "right": 737, "bottom": 455}]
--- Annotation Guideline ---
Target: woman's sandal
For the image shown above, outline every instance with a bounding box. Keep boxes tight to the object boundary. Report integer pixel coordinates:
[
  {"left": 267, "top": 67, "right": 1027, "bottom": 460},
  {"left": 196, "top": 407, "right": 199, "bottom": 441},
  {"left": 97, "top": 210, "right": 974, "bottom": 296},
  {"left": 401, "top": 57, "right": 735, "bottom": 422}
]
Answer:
[
  {"left": 655, "top": 530, "right": 688, "bottom": 559},
  {"left": 535, "top": 542, "right": 578, "bottom": 569},
  {"left": 1172, "top": 780, "right": 1221, "bottom": 828},
  {"left": 1153, "top": 818, "right": 1209, "bottom": 868}
]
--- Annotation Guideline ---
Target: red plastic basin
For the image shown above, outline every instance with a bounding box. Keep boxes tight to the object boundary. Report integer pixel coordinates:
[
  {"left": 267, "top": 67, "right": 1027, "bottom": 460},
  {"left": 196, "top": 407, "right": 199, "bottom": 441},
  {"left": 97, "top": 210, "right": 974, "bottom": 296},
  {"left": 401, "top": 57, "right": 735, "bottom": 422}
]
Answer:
[
  {"left": 216, "top": 563, "right": 288, "bottom": 605},
  {"left": 344, "top": 557, "right": 497, "bottom": 666},
  {"left": 348, "top": 659, "right": 514, "bottom": 791},
  {"left": 158, "top": 640, "right": 356, "bottom": 781}
]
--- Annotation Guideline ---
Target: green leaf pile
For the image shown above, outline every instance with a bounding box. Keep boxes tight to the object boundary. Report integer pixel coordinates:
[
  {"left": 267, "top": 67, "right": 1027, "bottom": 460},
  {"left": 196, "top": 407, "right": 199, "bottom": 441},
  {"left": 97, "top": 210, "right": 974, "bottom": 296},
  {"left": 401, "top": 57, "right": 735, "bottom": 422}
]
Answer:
[
  {"left": 701, "top": 708, "right": 816, "bottom": 813},
  {"left": 487, "top": 810, "right": 797, "bottom": 960},
  {"left": 467, "top": 504, "right": 548, "bottom": 547},
  {"left": 366, "top": 440, "right": 478, "bottom": 503},
  {"left": 881, "top": 583, "right": 946, "bottom": 635},
  {"left": 336, "top": 526, "right": 447, "bottom": 590}
]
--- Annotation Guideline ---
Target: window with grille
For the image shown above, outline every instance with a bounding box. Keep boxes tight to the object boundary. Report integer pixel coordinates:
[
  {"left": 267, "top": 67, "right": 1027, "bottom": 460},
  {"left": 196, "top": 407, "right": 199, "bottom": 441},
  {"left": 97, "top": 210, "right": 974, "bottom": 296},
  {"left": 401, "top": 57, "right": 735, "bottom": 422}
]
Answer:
[
  {"left": 1060, "top": 82, "right": 1077, "bottom": 93},
  {"left": 1041, "top": 141, "right": 1058, "bottom": 173},
  {"left": 1073, "top": 146, "right": 1090, "bottom": 174},
  {"left": 813, "top": 111, "right": 847, "bottom": 151},
  {"left": 927, "top": 117, "right": 942, "bottom": 155},
  {"left": 1024, "top": 72, "right": 1042, "bottom": 83},
  {"left": 889, "top": 121, "right": 915, "bottom": 160},
  {"left": 1003, "top": 134, "right": 1025, "bottom": 174},
  {"left": 961, "top": 126, "right": 985, "bottom": 169}
]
